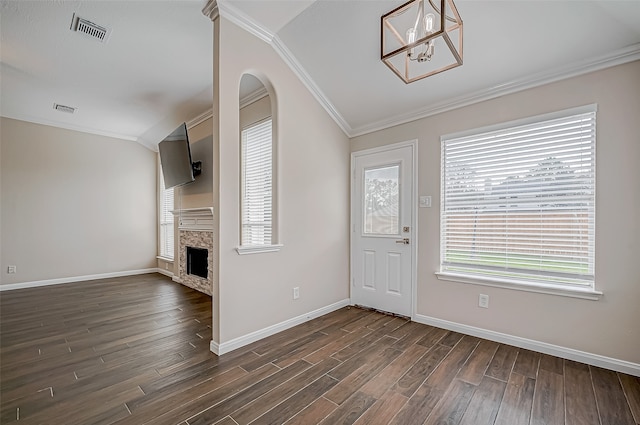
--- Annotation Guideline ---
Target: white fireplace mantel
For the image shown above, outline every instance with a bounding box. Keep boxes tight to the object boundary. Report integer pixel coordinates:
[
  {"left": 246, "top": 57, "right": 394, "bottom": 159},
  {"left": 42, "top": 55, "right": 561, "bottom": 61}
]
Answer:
[{"left": 172, "top": 207, "right": 214, "bottom": 232}]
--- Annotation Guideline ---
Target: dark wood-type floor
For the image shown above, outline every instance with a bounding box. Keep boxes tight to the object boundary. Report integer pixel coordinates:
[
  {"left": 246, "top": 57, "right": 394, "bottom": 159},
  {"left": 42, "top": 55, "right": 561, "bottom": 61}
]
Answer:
[{"left": 1, "top": 274, "right": 639, "bottom": 425}]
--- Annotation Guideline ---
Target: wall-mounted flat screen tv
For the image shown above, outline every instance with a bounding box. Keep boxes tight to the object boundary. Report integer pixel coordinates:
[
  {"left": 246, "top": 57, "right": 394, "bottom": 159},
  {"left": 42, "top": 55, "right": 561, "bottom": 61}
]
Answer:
[{"left": 158, "top": 123, "right": 201, "bottom": 189}]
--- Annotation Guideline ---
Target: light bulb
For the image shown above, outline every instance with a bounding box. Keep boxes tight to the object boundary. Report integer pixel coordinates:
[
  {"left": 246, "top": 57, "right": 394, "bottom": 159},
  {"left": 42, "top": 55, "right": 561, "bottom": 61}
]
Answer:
[
  {"left": 426, "top": 39, "right": 435, "bottom": 60},
  {"left": 406, "top": 27, "right": 416, "bottom": 58},
  {"left": 424, "top": 13, "right": 435, "bottom": 33},
  {"left": 420, "top": 13, "right": 436, "bottom": 62}
]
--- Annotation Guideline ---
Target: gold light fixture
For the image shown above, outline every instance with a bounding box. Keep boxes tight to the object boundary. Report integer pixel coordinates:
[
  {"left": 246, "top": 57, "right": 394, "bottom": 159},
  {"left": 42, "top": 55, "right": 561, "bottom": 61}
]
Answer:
[{"left": 381, "top": 0, "right": 463, "bottom": 84}]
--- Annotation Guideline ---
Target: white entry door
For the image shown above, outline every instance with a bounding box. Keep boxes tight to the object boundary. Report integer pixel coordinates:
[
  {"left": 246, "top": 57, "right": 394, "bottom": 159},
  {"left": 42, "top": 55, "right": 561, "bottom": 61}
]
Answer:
[{"left": 351, "top": 143, "right": 415, "bottom": 317}]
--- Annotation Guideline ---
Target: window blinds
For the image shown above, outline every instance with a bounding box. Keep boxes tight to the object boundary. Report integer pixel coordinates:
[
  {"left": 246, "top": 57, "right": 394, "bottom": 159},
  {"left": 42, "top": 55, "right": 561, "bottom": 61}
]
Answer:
[
  {"left": 441, "top": 108, "right": 596, "bottom": 287},
  {"left": 159, "top": 171, "right": 174, "bottom": 259},
  {"left": 241, "top": 118, "right": 273, "bottom": 246}
]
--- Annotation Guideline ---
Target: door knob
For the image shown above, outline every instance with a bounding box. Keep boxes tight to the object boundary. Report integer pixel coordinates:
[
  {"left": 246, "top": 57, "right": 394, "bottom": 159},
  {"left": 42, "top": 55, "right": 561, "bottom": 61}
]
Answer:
[{"left": 396, "top": 238, "right": 410, "bottom": 244}]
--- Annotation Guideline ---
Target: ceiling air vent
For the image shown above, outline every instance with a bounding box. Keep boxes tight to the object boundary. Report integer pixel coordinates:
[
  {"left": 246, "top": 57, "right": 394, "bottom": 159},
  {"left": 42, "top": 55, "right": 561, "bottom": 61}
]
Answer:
[
  {"left": 70, "top": 13, "right": 111, "bottom": 43},
  {"left": 53, "top": 103, "right": 77, "bottom": 114}
]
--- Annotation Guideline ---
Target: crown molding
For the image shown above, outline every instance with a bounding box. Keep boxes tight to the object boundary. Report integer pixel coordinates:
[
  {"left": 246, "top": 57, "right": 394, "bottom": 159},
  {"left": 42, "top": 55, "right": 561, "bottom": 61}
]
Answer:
[
  {"left": 180, "top": 87, "right": 270, "bottom": 131},
  {"left": 271, "top": 35, "right": 352, "bottom": 136},
  {"left": 216, "top": 1, "right": 351, "bottom": 137},
  {"left": 350, "top": 43, "right": 640, "bottom": 138},
  {"left": 217, "top": 1, "right": 273, "bottom": 43},
  {"left": 186, "top": 108, "right": 213, "bottom": 129},
  {"left": 239, "top": 87, "right": 269, "bottom": 109},
  {"left": 215, "top": 5, "right": 639, "bottom": 140},
  {"left": 202, "top": 0, "right": 219, "bottom": 21},
  {"left": 2, "top": 113, "right": 139, "bottom": 142}
]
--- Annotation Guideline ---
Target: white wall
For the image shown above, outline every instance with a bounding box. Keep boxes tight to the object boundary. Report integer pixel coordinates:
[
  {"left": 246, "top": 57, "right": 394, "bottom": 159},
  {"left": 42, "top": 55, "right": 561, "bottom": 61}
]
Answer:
[
  {"left": 1, "top": 118, "right": 157, "bottom": 285},
  {"left": 351, "top": 61, "right": 640, "bottom": 365},
  {"left": 213, "top": 17, "right": 351, "bottom": 345}
]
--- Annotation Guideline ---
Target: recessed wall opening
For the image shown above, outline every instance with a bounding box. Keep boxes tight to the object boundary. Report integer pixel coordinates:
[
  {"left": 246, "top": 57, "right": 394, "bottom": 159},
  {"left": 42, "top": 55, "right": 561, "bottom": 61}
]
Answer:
[{"left": 186, "top": 246, "right": 208, "bottom": 279}]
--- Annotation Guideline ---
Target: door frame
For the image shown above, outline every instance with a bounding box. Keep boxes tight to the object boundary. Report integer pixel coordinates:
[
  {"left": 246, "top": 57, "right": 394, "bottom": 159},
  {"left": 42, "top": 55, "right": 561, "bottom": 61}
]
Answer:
[{"left": 350, "top": 139, "right": 418, "bottom": 319}]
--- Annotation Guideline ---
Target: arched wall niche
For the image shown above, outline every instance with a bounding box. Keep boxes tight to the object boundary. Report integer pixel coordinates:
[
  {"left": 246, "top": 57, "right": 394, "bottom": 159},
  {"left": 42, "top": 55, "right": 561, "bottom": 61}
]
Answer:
[{"left": 238, "top": 73, "right": 279, "bottom": 245}]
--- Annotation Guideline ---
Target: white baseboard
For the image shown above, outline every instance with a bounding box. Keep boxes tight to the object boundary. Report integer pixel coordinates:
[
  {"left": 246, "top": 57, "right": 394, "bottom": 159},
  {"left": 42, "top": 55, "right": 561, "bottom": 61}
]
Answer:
[
  {"left": 0, "top": 268, "right": 162, "bottom": 291},
  {"left": 11, "top": 267, "right": 632, "bottom": 377},
  {"left": 413, "top": 313, "right": 640, "bottom": 377},
  {"left": 156, "top": 268, "right": 174, "bottom": 279},
  {"left": 210, "top": 298, "right": 351, "bottom": 356},
  {"left": 210, "top": 340, "right": 220, "bottom": 355}
]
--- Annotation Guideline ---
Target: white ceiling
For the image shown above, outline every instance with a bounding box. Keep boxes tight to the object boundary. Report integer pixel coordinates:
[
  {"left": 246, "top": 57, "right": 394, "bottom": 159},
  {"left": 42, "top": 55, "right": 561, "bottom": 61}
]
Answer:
[
  {"left": 1, "top": 0, "right": 214, "bottom": 149},
  {"left": 2, "top": 0, "right": 640, "bottom": 150}
]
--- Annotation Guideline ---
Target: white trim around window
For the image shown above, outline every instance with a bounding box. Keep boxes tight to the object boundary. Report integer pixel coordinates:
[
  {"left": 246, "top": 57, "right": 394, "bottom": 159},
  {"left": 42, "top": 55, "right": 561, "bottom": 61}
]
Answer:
[
  {"left": 235, "top": 244, "right": 284, "bottom": 255},
  {"left": 159, "top": 164, "right": 175, "bottom": 260}
]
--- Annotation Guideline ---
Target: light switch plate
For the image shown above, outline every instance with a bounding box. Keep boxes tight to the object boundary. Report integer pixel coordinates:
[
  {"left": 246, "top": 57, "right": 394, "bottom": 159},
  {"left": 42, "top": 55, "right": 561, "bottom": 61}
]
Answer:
[{"left": 419, "top": 196, "right": 432, "bottom": 208}]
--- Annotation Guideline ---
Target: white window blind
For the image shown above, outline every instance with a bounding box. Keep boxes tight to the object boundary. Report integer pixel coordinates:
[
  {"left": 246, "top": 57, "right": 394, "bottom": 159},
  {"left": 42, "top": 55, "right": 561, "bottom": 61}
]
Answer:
[
  {"left": 440, "top": 108, "right": 596, "bottom": 288},
  {"left": 159, "top": 169, "right": 174, "bottom": 259},
  {"left": 241, "top": 118, "right": 273, "bottom": 246}
]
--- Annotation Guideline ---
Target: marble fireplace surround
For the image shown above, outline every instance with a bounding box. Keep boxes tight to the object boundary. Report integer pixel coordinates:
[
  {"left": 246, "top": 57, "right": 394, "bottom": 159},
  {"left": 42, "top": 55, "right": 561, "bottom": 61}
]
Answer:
[{"left": 172, "top": 208, "right": 214, "bottom": 296}]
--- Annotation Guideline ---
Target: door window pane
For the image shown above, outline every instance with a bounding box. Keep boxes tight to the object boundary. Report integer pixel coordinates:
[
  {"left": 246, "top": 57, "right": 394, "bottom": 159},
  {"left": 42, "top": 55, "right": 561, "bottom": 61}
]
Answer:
[{"left": 364, "top": 165, "right": 400, "bottom": 235}]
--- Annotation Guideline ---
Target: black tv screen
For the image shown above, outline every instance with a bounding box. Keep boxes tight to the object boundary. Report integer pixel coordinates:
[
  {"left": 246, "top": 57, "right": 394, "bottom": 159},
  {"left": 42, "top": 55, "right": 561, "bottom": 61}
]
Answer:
[{"left": 158, "top": 123, "right": 195, "bottom": 189}]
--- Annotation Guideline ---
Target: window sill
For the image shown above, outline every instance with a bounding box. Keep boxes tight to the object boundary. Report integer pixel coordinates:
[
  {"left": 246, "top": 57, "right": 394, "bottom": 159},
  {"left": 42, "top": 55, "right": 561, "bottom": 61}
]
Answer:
[
  {"left": 435, "top": 272, "right": 602, "bottom": 301},
  {"left": 156, "top": 256, "right": 174, "bottom": 263},
  {"left": 235, "top": 244, "right": 283, "bottom": 255}
]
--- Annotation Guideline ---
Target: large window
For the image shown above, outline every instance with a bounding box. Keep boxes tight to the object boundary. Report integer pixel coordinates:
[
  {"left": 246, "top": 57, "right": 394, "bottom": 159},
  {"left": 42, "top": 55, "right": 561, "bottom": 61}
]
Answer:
[
  {"left": 241, "top": 118, "right": 273, "bottom": 246},
  {"left": 159, "top": 168, "right": 174, "bottom": 259},
  {"left": 440, "top": 106, "right": 596, "bottom": 291}
]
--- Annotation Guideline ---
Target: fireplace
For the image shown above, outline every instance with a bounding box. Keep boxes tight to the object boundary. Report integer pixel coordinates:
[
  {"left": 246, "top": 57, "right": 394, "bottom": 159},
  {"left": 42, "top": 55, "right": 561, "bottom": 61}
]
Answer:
[
  {"left": 174, "top": 208, "right": 215, "bottom": 296},
  {"left": 187, "top": 246, "right": 208, "bottom": 279}
]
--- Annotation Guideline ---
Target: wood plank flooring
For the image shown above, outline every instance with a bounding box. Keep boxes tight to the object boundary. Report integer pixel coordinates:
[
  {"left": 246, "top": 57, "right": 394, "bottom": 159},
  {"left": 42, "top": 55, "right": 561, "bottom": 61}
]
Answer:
[{"left": 1, "top": 273, "right": 639, "bottom": 425}]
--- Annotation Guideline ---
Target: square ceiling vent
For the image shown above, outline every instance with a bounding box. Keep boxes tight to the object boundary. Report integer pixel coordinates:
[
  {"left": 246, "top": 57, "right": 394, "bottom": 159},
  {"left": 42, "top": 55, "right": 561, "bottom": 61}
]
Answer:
[{"left": 70, "top": 13, "right": 111, "bottom": 43}]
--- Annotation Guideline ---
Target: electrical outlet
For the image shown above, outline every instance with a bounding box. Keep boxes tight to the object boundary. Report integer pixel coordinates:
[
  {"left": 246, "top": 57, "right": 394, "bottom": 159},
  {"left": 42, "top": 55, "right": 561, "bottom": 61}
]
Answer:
[
  {"left": 7, "top": 265, "right": 16, "bottom": 274},
  {"left": 419, "top": 196, "right": 432, "bottom": 208},
  {"left": 293, "top": 287, "right": 300, "bottom": 300},
  {"left": 479, "top": 294, "right": 489, "bottom": 309}
]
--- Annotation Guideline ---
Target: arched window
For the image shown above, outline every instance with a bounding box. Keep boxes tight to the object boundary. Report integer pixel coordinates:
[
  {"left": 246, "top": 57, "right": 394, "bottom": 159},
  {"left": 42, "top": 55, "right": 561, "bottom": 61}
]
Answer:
[{"left": 236, "top": 74, "right": 281, "bottom": 254}]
